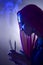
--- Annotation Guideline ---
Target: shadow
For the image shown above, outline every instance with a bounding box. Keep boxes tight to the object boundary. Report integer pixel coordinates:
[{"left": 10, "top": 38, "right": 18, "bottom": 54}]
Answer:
[
  {"left": 8, "top": 40, "right": 30, "bottom": 65},
  {"left": 8, "top": 40, "right": 43, "bottom": 65},
  {"left": 8, "top": 50, "right": 31, "bottom": 65}
]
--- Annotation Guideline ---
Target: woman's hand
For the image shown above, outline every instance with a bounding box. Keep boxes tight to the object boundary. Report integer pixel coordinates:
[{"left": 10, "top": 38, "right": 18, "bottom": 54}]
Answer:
[{"left": 20, "top": 30, "right": 38, "bottom": 58}]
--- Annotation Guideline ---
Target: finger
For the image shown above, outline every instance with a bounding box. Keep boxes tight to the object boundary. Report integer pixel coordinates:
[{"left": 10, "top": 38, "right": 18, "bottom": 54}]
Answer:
[
  {"left": 31, "top": 33, "right": 35, "bottom": 44},
  {"left": 9, "top": 40, "right": 13, "bottom": 50},
  {"left": 27, "top": 35, "right": 31, "bottom": 57},
  {"left": 8, "top": 52, "right": 15, "bottom": 57},
  {"left": 31, "top": 33, "right": 36, "bottom": 49},
  {"left": 20, "top": 30, "right": 27, "bottom": 55},
  {"left": 8, "top": 53, "right": 12, "bottom": 56},
  {"left": 10, "top": 50, "right": 15, "bottom": 53},
  {"left": 34, "top": 35, "right": 38, "bottom": 43}
]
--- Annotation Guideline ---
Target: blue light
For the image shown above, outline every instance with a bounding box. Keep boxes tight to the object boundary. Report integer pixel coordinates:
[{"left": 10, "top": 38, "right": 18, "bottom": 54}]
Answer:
[
  {"left": 22, "top": 24, "right": 25, "bottom": 29},
  {"left": 0, "top": 10, "right": 4, "bottom": 15},
  {"left": 17, "top": 13, "right": 21, "bottom": 23},
  {"left": 18, "top": 0, "right": 23, "bottom": 4},
  {"left": 5, "top": 2, "right": 14, "bottom": 11}
]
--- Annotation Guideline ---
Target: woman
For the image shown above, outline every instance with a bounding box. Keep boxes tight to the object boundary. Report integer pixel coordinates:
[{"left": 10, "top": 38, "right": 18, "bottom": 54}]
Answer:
[
  {"left": 17, "top": 4, "right": 43, "bottom": 65},
  {"left": 9, "top": 4, "right": 43, "bottom": 65}
]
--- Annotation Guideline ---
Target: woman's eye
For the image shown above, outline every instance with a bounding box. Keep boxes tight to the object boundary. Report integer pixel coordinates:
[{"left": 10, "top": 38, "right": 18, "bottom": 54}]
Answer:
[
  {"left": 22, "top": 24, "right": 25, "bottom": 29},
  {"left": 18, "top": 16, "right": 21, "bottom": 23},
  {"left": 19, "top": 23, "right": 25, "bottom": 30},
  {"left": 17, "top": 13, "right": 21, "bottom": 23}
]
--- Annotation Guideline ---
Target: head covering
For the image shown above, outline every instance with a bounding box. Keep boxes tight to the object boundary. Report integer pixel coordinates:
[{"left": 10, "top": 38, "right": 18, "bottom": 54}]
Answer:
[{"left": 17, "top": 4, "right": 43, "bottom": 37}]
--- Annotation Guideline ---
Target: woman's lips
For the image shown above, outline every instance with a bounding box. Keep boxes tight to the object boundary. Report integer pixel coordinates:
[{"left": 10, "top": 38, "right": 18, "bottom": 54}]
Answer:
[{"left": 20, "top": 30, "right": 38, "bottom": 58}]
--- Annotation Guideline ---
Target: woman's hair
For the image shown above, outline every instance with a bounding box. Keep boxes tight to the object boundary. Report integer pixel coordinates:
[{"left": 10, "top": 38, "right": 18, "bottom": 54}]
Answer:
[{"left": 17, "top": 4, "right": 43, "bottom": 37}]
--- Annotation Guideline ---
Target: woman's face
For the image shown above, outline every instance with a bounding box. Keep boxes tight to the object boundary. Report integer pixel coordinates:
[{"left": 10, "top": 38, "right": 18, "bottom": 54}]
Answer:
[
  {"left": 18, "top": 22, "right": 38, "bottom": 57},
  {"left": 17, "top": 12, "right": 35, "bottom": 35},
  {"left": 17, "top": 13, "right": 38, "bottom": 57}
]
